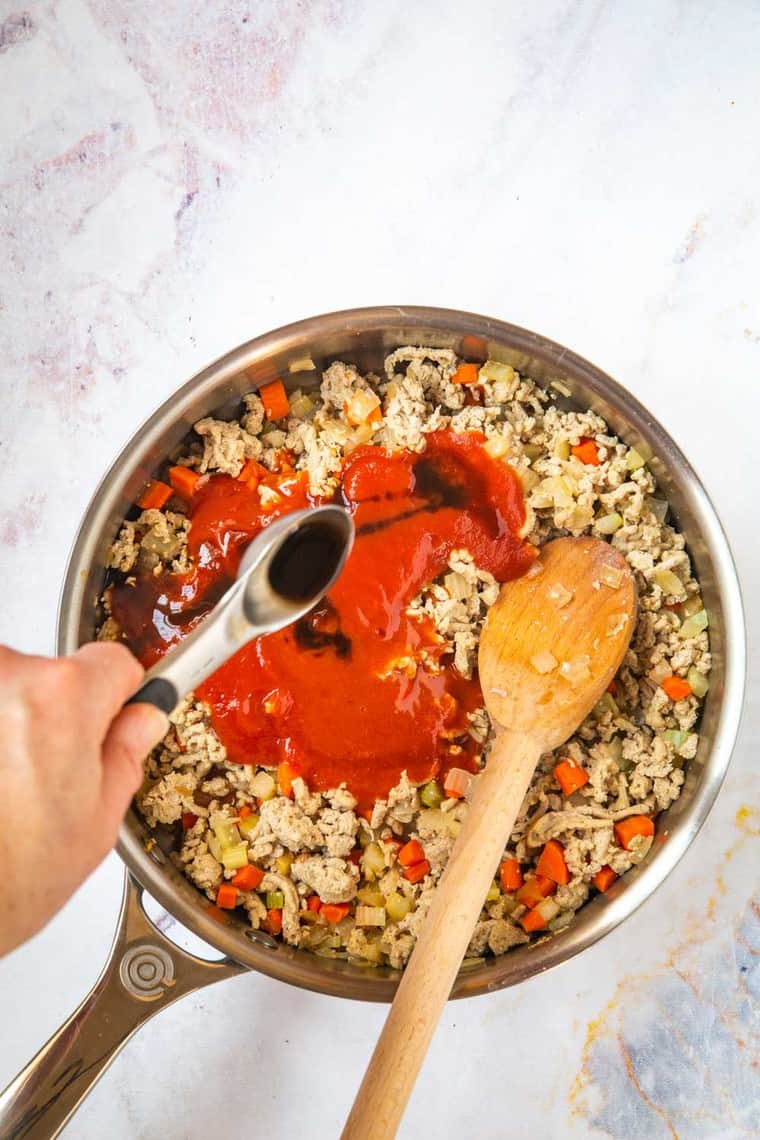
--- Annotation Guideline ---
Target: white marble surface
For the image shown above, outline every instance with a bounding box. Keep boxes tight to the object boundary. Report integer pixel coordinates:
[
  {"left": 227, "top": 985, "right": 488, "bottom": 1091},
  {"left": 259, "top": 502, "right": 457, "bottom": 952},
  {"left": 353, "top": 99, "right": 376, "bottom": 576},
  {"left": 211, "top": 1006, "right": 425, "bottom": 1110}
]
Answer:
[{"left": 1, "top": 1, "right": 758, "bottom": 1137}]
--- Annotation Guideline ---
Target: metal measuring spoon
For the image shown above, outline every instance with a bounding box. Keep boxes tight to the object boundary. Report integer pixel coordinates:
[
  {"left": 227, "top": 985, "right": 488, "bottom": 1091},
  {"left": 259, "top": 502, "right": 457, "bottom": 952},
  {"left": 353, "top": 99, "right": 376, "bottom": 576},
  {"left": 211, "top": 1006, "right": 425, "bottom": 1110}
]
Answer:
[{"left": 126, "top": 505, "right": 354, "bottom": 715}]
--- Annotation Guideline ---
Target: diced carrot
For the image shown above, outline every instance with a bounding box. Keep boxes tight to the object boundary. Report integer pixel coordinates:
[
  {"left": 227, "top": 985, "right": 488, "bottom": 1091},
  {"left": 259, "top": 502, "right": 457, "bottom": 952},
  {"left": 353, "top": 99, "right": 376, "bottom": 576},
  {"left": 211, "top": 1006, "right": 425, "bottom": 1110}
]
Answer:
[
  {"left": 216, "top": 884, "right": 238, "bottom": 910},
  {"left": 614, "top": 815, "right": 655, "bottom": 850},
  {"left": 348, "top": 848, "right": 362, "bottom": 866},
  {"left": 367, "top": 405, "right": 383, "bottom": 424},
  {"left": 516, "top": 878, "right": 546, "bottom": 909},
  {"left": 168, "top": 465, "right": 201, "bottom": 498},
  {"left": 238, "top": 804, "right": 253, "bottom": 820},
  {"left": 452, "top": 362, "right": 479, "bottom": 386},
  {"left": 238, "top": 459, "right": 265, "bottom": 486},
  {"left": 306, "top": 894, "right": 322, "bottom": 912},
  {"left": 260, "top": 379, "right": 290, "bottom": 420},
  {"left": 320, "top": 903, "right": 350, "bottom": 924},
  {"left": 661, "top": 675, "right": 692, "bottom": 701},
  {"left": 553, "top": 759, "right": 590, "bottom": 797},
  {"left": 536, "top": 839, "right": 570, "bottom": 885},
  {"left": 460, "top": 334, "right": 486, "bottom": 360},
  {"left": 136, "top": 480, "right": 172, "bottom": 510},
  {"left": 535, "top": 875, "right": 557, "bottom": 897},
  {"left": 263, "top": 908, "right": 283, "bottom": 935},
  {"left": 520, "top": 908, "right": 548, "bottom": 933},
  {"left": 499, "top": 858, "right": 523, "bottom": 892},
  {"left": 571, "top": 437, "right": 601, "bottom": 465},
  {"left": 230, "top": 864, "right": 264, "bottom": 891},
  {"left": 277, "top": 759, "right": 302, "bottom": 798},
  {"left": 398, "top": 839, "right": 425, "bottom": 868},
  {"left": 384, "top": 837, "right": 403, "bottom": 850},
  {"left": 403, "top": 860, "right": 431, "bottom": 884},
  {"left": 181, "top": 812, "right": 198, "bottom": 830},
  {"left": 593, "top": 865, "right": 617, "bottom": 893}
]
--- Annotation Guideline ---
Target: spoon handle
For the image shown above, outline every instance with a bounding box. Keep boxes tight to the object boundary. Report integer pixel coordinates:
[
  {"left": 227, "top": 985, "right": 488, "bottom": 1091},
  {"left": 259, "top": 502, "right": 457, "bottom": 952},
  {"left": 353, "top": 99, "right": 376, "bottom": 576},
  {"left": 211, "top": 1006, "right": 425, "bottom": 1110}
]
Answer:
[{"left": 341, "top": 729, "right": 540, "bottom": 1140}]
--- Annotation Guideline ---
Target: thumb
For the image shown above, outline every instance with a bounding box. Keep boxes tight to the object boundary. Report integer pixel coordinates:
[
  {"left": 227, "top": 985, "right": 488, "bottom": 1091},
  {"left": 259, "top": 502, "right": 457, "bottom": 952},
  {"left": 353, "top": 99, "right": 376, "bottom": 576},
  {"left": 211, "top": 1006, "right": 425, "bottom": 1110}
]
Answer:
[{"left": 100, "top": 703, "right": 169, "bottom": 837}]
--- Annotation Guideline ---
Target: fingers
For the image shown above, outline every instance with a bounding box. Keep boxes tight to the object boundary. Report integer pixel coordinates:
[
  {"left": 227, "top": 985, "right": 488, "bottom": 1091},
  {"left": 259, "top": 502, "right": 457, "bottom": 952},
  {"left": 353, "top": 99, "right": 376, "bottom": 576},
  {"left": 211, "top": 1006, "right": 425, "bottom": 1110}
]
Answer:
[
  {"left": 99, "top": 703, "right": 169, "bottom": 837},
  {"left": 71, "top": 642, "right": 145, "bottom": 737}
]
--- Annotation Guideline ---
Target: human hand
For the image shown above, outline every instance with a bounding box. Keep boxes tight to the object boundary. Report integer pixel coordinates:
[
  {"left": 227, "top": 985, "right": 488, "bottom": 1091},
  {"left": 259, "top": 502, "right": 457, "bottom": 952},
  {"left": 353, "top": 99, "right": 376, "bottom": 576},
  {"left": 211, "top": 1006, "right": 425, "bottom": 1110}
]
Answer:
[{"left": 0, "top": 642, "right": 167, "bottom": 956}]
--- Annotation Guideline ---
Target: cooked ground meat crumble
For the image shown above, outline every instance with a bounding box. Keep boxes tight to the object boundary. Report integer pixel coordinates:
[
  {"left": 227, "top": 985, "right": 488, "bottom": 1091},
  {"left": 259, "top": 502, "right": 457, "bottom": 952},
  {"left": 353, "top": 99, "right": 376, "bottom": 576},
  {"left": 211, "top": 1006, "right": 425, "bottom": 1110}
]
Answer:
[{"left": 101, "top": 347, "right": 711, "bottom": 967}]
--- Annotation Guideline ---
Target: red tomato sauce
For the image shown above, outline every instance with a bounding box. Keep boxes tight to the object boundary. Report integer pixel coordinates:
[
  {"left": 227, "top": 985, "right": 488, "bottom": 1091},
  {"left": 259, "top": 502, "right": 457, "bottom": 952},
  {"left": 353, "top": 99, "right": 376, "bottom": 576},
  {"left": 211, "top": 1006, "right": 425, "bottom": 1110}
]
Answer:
[{"left": 109, "top": 431, "right": 535, "bottom": 808}]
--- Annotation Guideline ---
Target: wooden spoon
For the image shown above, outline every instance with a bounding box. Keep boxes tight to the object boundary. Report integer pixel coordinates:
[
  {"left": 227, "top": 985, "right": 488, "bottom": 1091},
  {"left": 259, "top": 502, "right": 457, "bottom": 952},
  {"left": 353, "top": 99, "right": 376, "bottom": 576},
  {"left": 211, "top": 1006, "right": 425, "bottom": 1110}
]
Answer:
[{"left": 342, "top": 536, "right": 636, "bottom": 1140}]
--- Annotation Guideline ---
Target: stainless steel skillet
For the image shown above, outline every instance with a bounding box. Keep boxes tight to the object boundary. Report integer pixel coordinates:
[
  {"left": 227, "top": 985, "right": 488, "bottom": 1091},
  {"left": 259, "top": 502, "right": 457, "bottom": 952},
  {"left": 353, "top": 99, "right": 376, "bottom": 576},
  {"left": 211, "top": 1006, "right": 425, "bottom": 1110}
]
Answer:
[{"left": 0, "top": 307, "right": 745, "bottom": 1139}]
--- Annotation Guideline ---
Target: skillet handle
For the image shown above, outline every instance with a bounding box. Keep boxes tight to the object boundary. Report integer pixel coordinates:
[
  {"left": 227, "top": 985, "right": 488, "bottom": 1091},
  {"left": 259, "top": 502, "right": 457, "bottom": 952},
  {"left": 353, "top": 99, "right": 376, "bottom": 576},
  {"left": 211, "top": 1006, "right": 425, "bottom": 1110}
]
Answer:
[{"left": 0, "top": 872, "right": 243, "bottom": 1140}]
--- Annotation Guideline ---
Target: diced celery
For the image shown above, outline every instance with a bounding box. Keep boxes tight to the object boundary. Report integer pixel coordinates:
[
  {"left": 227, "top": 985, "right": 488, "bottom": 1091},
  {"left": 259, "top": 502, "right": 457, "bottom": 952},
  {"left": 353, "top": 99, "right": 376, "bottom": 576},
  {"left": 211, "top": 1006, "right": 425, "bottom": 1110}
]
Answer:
[
  {"left": 687, "top": 667, "right": 710, "bottom": 699},
  {"left": 289, "top": 394, "right": 314, "bottom": 419},
  {"left": 250, "top": 771, "right": 276, "bottom": 800},
  {"left": 288, "top": 355, "right": 315, "bottom": 373},
  {"left": 595, "top": 512, "right": 623, "bottom": 535},
  {"left": 663, "top": 729, "right": 689, "bottom": 753},
  {"left": 420, "top": 780, "right": 443, "bottom": 809},
  {"left": 680, "top": 610, "right": 709, "bottom": 639},
  {"left": 355, "top": 906, "right": 386, "bottom": 927},
  {"left": 385, "top": 892, "right": 411, "bottom": 922},
  {"left": 479, "top": 360, "right": 515, "bottom": 384},
  {"left": 626, "top": 447, "right": 646, "bottom": 471},
  {"left": 238, "top": 813, "right": 259, "bottom": 837},
  {"left": 357, "top": 886, "right": 386, "bottom": 908},
  {"left": 207, "top": 835, "right": 223, "bottom": 862},
  {"left": 594, "top": 692, "right": 618, "bottom": 718},
  {"left": 211, "top": 817, "right": 241, "bottom": 850},
  {"left": 523, "top": 443, "right": 544, "bottom": 460},
  {"left": 276, "top": 853, "right": 294, "bottom": 875},
  {"left": 222, "top": 843, "right": 249, "bottom": 871},
  {"left": 654, "top": 568, "right": 686, "bottom": 598},
  {"left": 554, "top": 439, "right": 571, "bottom": 461},
  {"left": 681, "top": 594, "right": 704, "bottom": 618},
  {"left": 265, "top": 891, "right": 285, "bottom": 910},
  {"left": 486, "top": 881, "right": 501, "bottom": 903},
  {"left": 361, "top": 842, "right": 386, "bottom": 879},
  {"left": 536, "top": 897, "right": 560, "bottom": 923}
]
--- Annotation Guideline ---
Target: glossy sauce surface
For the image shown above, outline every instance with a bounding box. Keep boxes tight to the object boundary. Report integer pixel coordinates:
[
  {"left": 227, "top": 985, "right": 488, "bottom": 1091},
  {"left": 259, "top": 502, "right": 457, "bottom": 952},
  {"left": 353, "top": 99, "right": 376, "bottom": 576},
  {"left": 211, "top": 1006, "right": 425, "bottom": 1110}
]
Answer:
[{"left": 110, "top": 431, "right": 535, "bottom": 807}]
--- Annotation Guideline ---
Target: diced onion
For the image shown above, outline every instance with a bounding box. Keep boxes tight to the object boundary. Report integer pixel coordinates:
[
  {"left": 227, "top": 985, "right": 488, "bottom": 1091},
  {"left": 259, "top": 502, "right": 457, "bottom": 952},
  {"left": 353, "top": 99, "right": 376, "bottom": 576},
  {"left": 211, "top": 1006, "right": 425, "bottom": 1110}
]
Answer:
[
  {"left": 680, "top": 609, "right": 709, "bottom": 639},
  {"left": 654, "top": 568, "right": 686, "bottom": 598},
  {"left": 687, "top": 667, "right": 710, "bottom": 698},
  {"left": 479, "top": 360, "right": 515, "bottom": 384},
  {"left": 626, "top": 447, "right": 646, "bottom": 471},
  {"left": 647, "top": 497, "right": 669, "bottom": 523},
  {"left": 385, "top": 893, "right": 412, "bottom": 922},
  {"left": 681, "top": 595, "right": 704, "bottom": 618},
  {"left": 443, "top": 572, "right": 470, "bottom": 600},
  {"left": 355, "top": 906, "right": 386, "bottom": 928},
  {"left": 606, "top": 613, "right": 628, "bottom": 637},
  {"left": 361, "top": 842, "right": 386, "bottom": 878},
  {"left": 444, "top": 768, "right": 473, "bottom": 799},
  {"left": 276, "top": 853, "right": 294, "bottom": 875},
  {"left": 559, "top": 655, "right": 591, "bottom": 685},
  {"left": 547, "top": 583, "right": 573, "bottom": 608},
  {"left": 550, "top": 380, "right": 572, "bottom": 398},
  {"left": 595, "top": 512, "right": 623, "bottom": 535},
  {"left": 484, "top": 435, "right": 510, "bottom": 460},
  {"left": 531, "top": 650, "right": 558, "bottom": 675},
  {"left": 250, "top": 771, "right": 276, "bottom": 800},
  {"left": 600, "top": 564, "right": 624, "bottom": 589},
  {"left": 288, "top": 355, "right": 315, "bottom": 373}
]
